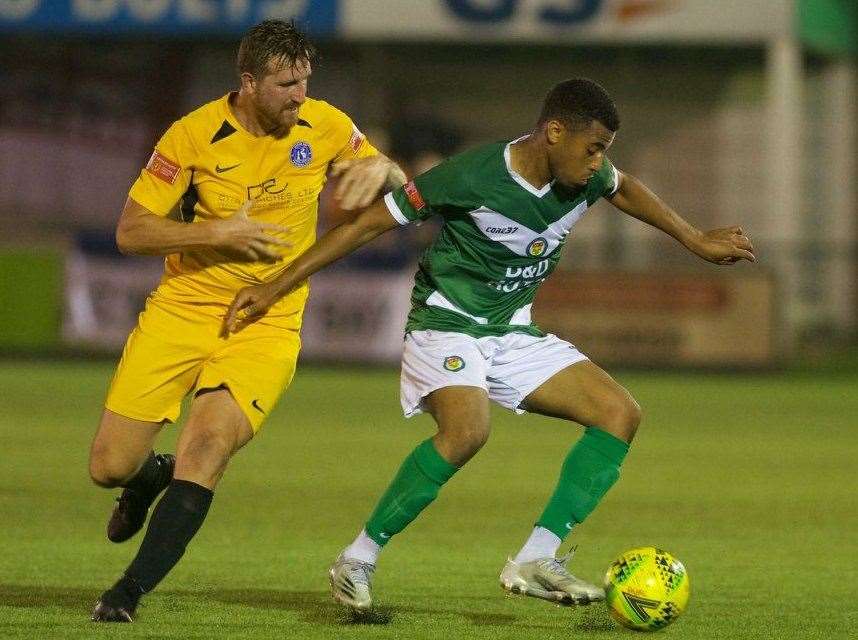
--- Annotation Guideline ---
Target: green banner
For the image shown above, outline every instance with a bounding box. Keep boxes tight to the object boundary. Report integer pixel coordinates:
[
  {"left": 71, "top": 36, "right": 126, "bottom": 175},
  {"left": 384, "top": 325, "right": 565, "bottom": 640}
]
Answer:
[
  {"left": 0, "top": 249, "right": 63, "bottom": 351},
  {"left": 799, "top": 0, "right": 858, "bottom": 56}
]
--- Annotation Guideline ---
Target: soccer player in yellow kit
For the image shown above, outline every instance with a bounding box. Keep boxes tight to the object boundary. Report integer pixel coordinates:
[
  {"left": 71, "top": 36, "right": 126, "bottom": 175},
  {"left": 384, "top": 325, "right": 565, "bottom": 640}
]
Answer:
[{"left": 88, "top": 20, "right": 406, "bottom": 622}]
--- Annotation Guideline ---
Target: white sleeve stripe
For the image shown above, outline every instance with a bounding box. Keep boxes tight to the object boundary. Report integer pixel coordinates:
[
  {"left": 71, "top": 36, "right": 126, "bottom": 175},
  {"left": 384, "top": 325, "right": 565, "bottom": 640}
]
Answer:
[
  {"left": 609, "top": 166, "right": 621, "bottom": 196},
  {"left": 384, "top": 192, "right": 410, "bottom": 226}
]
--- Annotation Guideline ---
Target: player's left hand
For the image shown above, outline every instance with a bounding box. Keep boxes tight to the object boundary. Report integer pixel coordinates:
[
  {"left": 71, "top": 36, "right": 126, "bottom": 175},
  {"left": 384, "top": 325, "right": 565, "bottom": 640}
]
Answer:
[
  {"left": 222, "top": 282, "right": 280, "bottom": 336},
  {"left": 331, "top": 155, "right": 395, "bottom": 210},
  {"left": 693, "top": 226, "right": 756, "bottom": 265}
]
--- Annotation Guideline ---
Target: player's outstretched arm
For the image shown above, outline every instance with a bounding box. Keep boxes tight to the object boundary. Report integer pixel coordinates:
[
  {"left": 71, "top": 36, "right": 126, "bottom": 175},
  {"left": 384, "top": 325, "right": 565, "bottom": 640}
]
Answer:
[
  {"left": 116, "top": 197, "right": 291, "bottom": 262},
  {"left": 222, "top": 199, "right": 399, "bottom": 334},
  {"left": 607, "top": 171, "right": 755, "bottom": 265}
]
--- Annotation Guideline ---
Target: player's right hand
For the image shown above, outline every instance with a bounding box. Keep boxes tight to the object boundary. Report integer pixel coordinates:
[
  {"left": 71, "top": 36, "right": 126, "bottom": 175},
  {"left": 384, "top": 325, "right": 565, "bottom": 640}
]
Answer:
[{"left": 209, "top": 200, "right": 292, "bottom": 263}]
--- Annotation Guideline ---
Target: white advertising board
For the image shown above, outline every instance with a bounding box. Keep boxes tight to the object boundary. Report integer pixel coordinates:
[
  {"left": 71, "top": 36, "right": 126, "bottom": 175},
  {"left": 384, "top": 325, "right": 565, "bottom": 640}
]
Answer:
[{"left": 341, "top": 0, "right": 792, "bottom": 44}]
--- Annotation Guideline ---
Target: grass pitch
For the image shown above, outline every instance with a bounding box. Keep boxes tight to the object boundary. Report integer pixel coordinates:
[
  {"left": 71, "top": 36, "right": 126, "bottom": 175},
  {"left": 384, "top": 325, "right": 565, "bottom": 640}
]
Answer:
[{"left": 0, "top": 361, "right": 855, "bottom": 639}]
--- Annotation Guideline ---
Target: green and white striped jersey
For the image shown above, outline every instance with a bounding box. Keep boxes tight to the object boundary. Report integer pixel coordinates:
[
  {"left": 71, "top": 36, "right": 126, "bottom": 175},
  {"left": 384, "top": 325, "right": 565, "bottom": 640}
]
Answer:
[{"left": 384, "top": 136, "right": 620, "bottom": 338}]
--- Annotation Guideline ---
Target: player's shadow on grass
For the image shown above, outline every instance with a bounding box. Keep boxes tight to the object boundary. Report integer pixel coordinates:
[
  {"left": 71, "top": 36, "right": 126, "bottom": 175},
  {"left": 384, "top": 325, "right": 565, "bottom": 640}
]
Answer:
[
  {"left": 0, "top": 583, "right": 614, "bottom": 632},
  {"left": 206, "top": 587, "right": 517, "bottom": 626},
  {"left": 208, "top": 587, "right": 392, "bottom": 626},
  {"left": 0, "top": 583, "right": 358, "bottom": 625},
  {"left": 0, "top": 583, "right": 90, "bottom": 610},
  {"left": 210, "top": 587, "right": 613, "bottom": 631}
]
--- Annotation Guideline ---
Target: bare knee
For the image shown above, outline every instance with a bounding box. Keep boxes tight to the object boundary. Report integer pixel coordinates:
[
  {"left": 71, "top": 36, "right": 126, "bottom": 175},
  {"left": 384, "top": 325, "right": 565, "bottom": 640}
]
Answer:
[
  {"left": 600, "top": 396, "right": 643, "bottom": 442},
  {"left": 435, "top": 424, "right": 490, "bottom": 466},
  {"left": 89, "top": 410, "right": 162, "bottom": 488},
  {"left": 89, "top": 449, "right": 139, "bottom": 488},
  {"left": 89, "top": 462, "right": 123, "bottom": 488}
]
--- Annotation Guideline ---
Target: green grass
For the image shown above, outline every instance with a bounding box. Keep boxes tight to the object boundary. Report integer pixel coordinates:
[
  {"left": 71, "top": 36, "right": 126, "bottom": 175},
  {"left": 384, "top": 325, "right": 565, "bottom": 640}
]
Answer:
[{"left": 0, "top": 361, "right": 855, "bottom": 639}]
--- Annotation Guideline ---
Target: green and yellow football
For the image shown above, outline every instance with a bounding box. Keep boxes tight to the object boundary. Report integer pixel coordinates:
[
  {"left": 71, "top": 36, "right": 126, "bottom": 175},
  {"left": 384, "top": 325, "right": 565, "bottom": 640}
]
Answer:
[{"left": 604, "top": 546, "right": 690, "bottom": 631}]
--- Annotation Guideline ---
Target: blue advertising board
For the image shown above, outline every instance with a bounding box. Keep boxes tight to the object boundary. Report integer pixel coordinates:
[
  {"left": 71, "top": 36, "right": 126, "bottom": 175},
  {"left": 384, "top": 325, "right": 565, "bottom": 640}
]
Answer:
[{"left": 0, "top": 0, "right": 338, "bottom": 35}]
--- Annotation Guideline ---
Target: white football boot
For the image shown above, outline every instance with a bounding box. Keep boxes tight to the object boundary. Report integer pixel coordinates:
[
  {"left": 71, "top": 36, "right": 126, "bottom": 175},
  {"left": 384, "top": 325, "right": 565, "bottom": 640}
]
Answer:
[
  {"left": 329, "top": 552, "right": 375, "bottom": 611},
  {"left": 500, "top": 550, "right": 605, "bottom": 606}
]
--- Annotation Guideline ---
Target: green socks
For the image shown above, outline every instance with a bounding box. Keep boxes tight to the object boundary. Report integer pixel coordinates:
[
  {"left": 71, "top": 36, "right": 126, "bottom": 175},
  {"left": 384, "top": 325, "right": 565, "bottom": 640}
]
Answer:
[
  {"left": 362, "top": 429, "right": 627, "bottom": 547},
  {"left": 365, "top": 439, "right": 458, "bottom": 546},
  {"left": 537, "top": 427, "right": 630, "bottom": 539}
]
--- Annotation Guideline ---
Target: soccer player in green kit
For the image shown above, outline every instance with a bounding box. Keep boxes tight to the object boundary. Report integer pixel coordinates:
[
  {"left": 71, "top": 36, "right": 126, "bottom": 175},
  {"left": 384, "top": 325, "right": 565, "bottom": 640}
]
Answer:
[{"left": 224, "top": 78, "right": 756, "bottom": 610}]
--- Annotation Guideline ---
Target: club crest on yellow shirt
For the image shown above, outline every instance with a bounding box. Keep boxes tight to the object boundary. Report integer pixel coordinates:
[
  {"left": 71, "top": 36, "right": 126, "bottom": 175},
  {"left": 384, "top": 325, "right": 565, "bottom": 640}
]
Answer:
[
  {"left": 290, "top": 141, "right": 312, "bottom": 167},
  {"left": 443, "top": 355, "right": 465, "bottom": 372}
]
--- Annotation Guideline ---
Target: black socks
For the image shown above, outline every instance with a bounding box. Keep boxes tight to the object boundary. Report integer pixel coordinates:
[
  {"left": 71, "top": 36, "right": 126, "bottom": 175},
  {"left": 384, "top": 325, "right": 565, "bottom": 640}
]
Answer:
[{"left": 124, "top": 479, "right": 214, "bottom": 594}]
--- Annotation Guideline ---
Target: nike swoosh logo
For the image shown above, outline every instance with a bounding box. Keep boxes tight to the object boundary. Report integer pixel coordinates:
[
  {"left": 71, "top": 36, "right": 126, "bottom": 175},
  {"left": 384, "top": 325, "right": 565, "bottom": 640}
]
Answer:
[
  {"left": 215, "top": 163, "right": 241, "bottom": 173},
  {"left": 565, "top": 522, "right": 573, "bottom": 530},
  {"left": 378, "top": 532, "right": 390, "bottom": 539},
  {"left": 251, "top": 399, "right": 265, "bottom": 414}
]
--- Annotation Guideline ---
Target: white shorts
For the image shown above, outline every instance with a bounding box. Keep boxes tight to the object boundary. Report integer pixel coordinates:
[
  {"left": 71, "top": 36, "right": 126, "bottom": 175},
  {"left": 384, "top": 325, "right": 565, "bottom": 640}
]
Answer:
[{"left": 400, "top": 329, "right": 588, "bottom": 418}]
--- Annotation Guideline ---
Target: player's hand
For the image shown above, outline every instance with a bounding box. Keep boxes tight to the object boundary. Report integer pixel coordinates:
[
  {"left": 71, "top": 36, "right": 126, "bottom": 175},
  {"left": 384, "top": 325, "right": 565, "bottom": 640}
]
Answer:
[
  {"left": 692, "top": 226, "right": 756, "bottom": 265},
  {"left": 222, "top": 282, "right": 280, "bottom": 336},
  {"left": 331, "top": 156, "right": 395, "bottom": 210},
  {"left": 209, "top": 200, "right": 292, "bottom": 263}
]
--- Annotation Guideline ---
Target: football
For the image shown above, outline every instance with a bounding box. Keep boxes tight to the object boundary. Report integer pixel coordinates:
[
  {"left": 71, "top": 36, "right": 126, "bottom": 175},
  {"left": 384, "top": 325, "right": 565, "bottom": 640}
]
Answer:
[{"left": 604, "top": 546, "right": 690, "bottom": 631}]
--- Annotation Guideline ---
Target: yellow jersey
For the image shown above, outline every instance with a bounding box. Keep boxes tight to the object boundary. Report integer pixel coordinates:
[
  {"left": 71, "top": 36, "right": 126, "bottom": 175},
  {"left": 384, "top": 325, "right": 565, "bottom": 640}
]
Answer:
[{"left": 128, "top": 93, "right": 378, "bottom": 320}]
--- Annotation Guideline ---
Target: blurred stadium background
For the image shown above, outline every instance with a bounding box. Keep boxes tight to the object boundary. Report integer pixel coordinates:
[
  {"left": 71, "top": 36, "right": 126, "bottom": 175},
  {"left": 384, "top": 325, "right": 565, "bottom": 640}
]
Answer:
[
  {"left": 1, "top": 0, "right": 855, "bottom": 365},
  {"left": 0, "top": 2, "right": 855, "bottom": 639}
]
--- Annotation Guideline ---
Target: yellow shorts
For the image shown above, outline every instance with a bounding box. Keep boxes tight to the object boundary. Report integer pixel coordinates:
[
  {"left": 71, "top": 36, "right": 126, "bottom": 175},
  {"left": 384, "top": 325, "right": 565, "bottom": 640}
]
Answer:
[{"left": 105, "top": 295, "right": 302, "bottom": 432}]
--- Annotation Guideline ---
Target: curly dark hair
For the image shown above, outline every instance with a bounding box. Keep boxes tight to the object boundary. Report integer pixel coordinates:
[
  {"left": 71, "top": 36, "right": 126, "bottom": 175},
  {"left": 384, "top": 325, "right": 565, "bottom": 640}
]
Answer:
[
  {"left": 237, "top": 20, "right": 317, "bottom": 79},
  {"left": 538, "top": 78, "right": 620, "bottom": 132}
]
